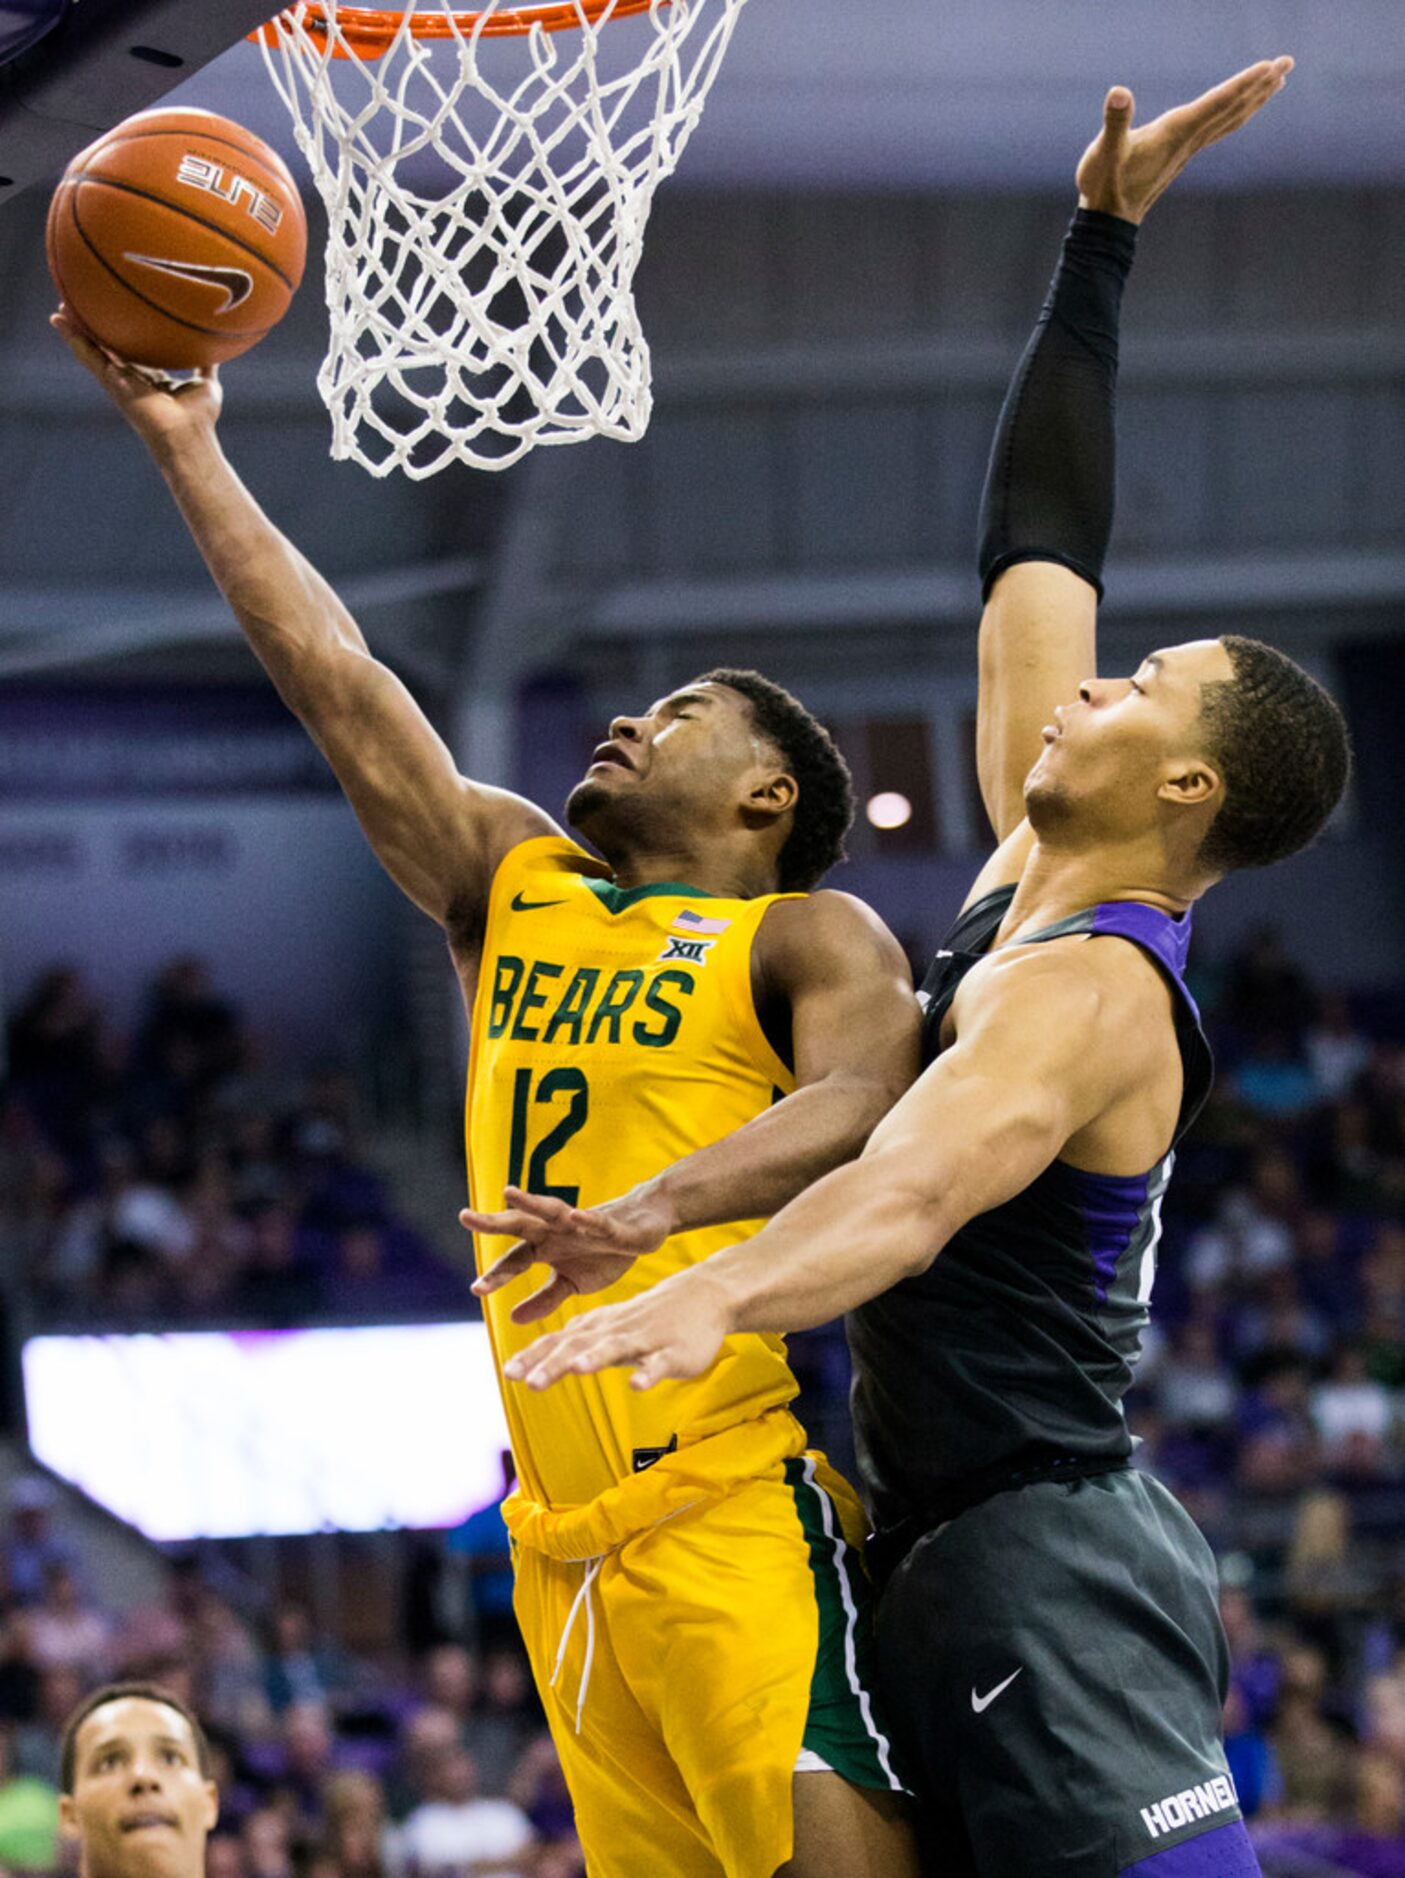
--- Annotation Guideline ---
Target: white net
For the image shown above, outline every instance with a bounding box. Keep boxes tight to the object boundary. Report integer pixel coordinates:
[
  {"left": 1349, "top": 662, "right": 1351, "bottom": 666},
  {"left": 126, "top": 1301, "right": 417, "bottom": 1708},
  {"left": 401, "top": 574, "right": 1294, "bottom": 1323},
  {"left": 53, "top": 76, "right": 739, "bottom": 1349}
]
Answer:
[{"left": 259, "top": 0, "right": 751, "bottom": 478}]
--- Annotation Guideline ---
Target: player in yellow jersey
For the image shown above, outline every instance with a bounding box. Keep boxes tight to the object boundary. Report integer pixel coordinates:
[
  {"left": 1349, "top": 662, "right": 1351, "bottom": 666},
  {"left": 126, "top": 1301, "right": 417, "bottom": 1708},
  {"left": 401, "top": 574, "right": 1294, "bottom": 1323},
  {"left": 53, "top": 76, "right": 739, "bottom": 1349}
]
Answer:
[{"left": 53, "top": 316, "right": 922, "bottom": 1877}]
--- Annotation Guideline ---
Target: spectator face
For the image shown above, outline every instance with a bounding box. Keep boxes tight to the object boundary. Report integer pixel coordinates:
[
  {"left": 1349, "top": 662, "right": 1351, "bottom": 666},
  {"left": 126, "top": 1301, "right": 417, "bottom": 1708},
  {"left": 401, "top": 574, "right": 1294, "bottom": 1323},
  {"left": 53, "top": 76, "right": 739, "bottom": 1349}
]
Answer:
[
  {"left": 483, "top": 1653, "right": 529, "bottom": 1714},
  {"left": 60, "top": 1696, "right": 218, "bottom": 1878},
  {"left": 1218, "top": 1587, "right": 1257, "bottom": 1651},
  {"left": 431, "top": 1749, "right": 478, "bottom": 1806},
  {"left": 1280, "top": 1644, "right": 1329, "bottom": 1703},
  {"left": 43, "top": 1666, "right": 86, "bottom": 1729},
  {"left": 534, "top": 1842, "right": 586, "bottom": 1878},
  {"left": 403, "top": 1707, "right": 459, "bottom": 1784},
  {"left": 1251, "top": 1151, "right": 1299, "bottom": 1213},
  {"left": 281, "top": 1703, "right": 332, "bottom": 1778},
  {"left": 1179, "top": 1323, "right": 1219, "bottom": 1366},
  {"left": 272, "top": 1605, "right": 312, "bottom": 1657},
  {"left": 339, "top": 1229, "right": 383, "bottom": 1279},
  {"left": 241, "top": 1808, "right": 291, "bottom": 1878},
  {"left": 249, "top": 1209, "right": 296, "bottom": 1271},
  {"left": 205, "top": 1838, "right": 247, "bottom": 1878},
  {"left": 423, "top": 1647, "right": 475, "bottom": 1716},
  {"left": 324, "top": 1772, "right": 384, "bottom": 1872},
  {"left": 43, "top": 1565, "right": 80, "bottom": 1612},
  {"left": 1358, "top": 1750, "right": 1405, "bottom": 1835}
]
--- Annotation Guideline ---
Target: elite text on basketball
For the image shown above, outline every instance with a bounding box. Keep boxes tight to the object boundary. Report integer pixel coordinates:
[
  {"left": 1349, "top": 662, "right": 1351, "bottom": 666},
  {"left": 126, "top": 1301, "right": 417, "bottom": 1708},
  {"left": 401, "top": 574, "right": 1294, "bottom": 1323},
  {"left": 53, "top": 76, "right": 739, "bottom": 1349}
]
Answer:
[{"left": 177, "top": 155, "right": 285, "bottom": 233}]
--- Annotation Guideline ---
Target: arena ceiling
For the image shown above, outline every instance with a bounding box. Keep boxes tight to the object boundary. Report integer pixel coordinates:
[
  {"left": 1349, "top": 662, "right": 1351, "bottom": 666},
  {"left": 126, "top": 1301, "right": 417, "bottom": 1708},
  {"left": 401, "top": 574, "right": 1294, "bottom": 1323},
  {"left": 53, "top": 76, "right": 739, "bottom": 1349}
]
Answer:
[
  {"left": 140, "top": 0, "right": 1405, "bottom": 193},
  {"left": 0, "top": 0, "right": 1401, "bottom": 691}
]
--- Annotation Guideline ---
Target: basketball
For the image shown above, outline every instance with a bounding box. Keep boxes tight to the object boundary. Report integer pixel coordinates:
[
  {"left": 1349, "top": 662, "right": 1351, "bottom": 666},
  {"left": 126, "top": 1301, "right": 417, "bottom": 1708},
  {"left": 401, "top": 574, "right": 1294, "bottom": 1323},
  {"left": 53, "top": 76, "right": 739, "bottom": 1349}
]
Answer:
[{"left": 45, "top": 107, "right": 307, "bottom": 371}]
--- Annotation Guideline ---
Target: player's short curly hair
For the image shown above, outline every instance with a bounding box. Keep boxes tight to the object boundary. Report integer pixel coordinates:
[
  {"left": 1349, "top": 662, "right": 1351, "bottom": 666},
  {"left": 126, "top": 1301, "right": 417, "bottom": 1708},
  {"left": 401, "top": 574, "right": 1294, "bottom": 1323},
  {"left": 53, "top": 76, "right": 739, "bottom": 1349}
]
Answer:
[
  {"left": 696, "top": 668, "right": 854, "bottom": 891},
  {"left": 60, "top": 1681, "right": 213, "bottom": 1794},
  {"left": 1196, "top": 635, "right": 1352, "bottom": 874}
]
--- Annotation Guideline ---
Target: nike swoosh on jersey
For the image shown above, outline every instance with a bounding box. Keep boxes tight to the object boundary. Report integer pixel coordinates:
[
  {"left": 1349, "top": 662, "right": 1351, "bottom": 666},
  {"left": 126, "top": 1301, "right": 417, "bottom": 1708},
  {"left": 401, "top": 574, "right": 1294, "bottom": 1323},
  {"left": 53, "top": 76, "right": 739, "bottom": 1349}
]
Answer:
[
  {"left": 124, "top": 254, "right": 254, "bottom": 315},
  {"left": 970, "top": 1667, "right": 1023, "bottom": 1714},
  {"left": 510, "top": 892, "right": 567, "bottom": 912}
]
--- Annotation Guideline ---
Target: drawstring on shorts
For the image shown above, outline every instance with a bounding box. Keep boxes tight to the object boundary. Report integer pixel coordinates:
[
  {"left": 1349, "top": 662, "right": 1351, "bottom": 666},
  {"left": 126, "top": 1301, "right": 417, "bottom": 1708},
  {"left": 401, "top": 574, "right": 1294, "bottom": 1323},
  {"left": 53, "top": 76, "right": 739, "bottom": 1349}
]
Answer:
[{"left": 549, "top": 1554, "right": 603, "bottom": 1734}]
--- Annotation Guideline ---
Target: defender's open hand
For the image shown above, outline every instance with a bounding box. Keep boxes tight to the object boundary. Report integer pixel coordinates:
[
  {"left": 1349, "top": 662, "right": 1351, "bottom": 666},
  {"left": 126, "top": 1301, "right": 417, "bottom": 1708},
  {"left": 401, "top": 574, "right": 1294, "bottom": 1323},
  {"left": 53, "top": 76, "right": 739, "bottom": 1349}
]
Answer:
[
  {"left": 50, "top": 307, "right": 222, "bottom": 439},
  {"left": 465, "top": 1184, "right": 677, "bottom": 1323},
  {"left": 501, "top": 1266, "right": 731, "bottom": 1392},
  {"left": 1077, "top": 56, "right": 1292, "bottom": 224}
]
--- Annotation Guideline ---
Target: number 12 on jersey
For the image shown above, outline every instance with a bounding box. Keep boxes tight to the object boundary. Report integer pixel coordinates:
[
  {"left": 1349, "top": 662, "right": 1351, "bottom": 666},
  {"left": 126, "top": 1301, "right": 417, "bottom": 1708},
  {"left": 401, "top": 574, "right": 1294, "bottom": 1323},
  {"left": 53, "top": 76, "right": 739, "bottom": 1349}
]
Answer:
[{"left": 506, "top": 1068, "right": 589, "bottom": 1204}]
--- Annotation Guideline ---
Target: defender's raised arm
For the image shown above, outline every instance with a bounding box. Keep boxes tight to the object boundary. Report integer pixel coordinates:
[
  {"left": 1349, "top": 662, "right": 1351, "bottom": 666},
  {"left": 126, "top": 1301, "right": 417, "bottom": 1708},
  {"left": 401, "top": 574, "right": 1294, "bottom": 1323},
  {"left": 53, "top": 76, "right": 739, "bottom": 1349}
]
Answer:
[{"left": 970, "top": 60, "right": 1293, "bottom": 878}]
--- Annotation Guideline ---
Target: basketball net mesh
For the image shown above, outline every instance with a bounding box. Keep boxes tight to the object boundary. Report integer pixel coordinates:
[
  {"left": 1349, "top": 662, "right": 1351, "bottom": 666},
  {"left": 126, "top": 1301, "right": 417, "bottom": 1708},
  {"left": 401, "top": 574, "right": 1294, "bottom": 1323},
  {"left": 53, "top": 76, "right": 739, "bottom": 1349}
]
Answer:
[{"left": 259, "top": 1, "right": 750, "bottom": 477}]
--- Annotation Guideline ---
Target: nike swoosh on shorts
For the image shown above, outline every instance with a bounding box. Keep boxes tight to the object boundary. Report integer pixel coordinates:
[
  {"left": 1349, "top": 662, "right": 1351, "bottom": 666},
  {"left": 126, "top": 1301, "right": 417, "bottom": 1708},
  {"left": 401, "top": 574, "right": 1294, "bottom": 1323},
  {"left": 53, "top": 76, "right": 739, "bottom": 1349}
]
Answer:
[{"left": 971, "top": 1667, "right": 1023, "bottom": 1714}]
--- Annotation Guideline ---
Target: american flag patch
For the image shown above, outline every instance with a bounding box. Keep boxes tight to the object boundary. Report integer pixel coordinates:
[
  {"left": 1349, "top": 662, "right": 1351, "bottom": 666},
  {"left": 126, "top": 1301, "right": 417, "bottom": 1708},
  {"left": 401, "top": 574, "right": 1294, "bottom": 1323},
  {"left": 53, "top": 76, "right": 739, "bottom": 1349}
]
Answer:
[{"left": 671, "top": 908, "right": 731, "bottom": 936}]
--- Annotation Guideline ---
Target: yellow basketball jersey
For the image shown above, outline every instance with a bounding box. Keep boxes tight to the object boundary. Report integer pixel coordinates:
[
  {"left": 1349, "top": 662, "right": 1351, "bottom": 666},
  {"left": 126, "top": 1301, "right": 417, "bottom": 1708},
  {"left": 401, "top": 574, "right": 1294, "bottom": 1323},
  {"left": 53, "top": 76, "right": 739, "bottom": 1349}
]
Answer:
[{"left": 465, "top": 835, "right": 804, "bottom": 1510}]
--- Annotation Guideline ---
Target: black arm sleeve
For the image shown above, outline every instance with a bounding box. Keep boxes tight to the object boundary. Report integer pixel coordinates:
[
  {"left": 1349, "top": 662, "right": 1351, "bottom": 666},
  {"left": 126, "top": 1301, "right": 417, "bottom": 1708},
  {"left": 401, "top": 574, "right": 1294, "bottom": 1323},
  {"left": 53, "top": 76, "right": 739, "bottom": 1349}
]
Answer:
[{"left": 976, "top": 208, "right": 1138, "bottom": 603}]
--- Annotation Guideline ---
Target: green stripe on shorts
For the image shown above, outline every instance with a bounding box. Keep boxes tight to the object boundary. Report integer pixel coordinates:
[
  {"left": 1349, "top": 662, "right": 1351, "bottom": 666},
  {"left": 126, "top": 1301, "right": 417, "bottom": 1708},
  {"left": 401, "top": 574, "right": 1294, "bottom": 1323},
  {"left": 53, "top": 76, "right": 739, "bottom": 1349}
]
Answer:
[{"left": 784, "top": 1454, "right": 906, "bottom": 1793}]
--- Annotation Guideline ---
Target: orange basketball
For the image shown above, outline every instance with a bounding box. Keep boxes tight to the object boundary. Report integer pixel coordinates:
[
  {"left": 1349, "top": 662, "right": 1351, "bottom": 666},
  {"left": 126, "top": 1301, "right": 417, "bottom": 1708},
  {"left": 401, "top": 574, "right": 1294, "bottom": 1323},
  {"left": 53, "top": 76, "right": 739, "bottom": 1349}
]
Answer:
[{"left": 46, "top": 107, "right": 307, "bottom": 371}]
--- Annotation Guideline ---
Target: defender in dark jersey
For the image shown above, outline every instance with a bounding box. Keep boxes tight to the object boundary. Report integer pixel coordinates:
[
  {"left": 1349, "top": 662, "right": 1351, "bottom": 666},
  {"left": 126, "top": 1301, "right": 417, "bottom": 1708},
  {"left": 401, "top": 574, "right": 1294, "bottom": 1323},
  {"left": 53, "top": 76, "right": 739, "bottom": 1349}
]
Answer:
[{"left": 497, "top": 59, "right": 1348, "bottom": 1878}]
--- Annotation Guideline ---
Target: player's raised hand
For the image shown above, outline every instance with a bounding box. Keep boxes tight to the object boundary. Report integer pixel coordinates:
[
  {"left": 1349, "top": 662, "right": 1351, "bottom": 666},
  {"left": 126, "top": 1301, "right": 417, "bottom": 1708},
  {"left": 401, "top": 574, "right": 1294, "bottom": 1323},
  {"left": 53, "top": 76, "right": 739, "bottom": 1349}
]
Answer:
[
  {"left": 50, "top": 307, "right": 223, "bottom": 440},
  {"left": 1076, "top": 56, "right": 1292, "bottom": 224},
  {"left": 502, "top": 1265, "right": 732, "bottom": 1392},
  {"left": 464, "top": 1183, "right": 677, "bottom": 1323}
]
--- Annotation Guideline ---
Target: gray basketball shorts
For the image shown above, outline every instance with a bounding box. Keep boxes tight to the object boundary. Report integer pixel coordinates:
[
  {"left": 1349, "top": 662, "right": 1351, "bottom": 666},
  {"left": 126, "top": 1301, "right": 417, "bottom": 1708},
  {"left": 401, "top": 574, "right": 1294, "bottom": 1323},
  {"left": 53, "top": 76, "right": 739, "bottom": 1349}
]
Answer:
[{"left": 873, "top": 1467, "right": 1261, "bottom": 1878}]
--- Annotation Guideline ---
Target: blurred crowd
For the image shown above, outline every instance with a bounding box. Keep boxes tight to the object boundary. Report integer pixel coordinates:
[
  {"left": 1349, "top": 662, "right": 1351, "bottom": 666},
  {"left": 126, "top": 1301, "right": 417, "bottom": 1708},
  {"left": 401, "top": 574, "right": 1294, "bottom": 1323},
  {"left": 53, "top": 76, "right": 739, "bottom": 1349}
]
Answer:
[
  {"left": 0, "top": 1477, "right": 580, "bottom": 1875},
  {"left": 1130, "top": 927, "right": 1405, "bottom": 1876},
  {"left": 2, "top": 932, "right": 1405, "bottom": 1874},
  {"left": 0, "top": 959, "right": 463, "bottom": 1326}
]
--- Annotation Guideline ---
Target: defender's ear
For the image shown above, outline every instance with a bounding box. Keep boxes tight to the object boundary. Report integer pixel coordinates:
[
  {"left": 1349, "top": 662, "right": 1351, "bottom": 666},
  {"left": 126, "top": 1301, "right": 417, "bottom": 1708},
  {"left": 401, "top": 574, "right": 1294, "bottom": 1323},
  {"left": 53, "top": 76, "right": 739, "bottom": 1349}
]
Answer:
[{"left": 1157, "top": 760, "right": 1222, "bottom": 809}]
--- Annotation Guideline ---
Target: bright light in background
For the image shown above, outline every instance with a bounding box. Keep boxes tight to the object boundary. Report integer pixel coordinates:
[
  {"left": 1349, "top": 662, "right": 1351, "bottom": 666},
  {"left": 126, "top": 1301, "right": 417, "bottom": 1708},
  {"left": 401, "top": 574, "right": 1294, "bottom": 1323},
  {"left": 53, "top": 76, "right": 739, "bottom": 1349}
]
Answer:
[
  {"left": 865, "top": 791, "right": 912, "bottom": 830},
  {"left": 22, "top": 1324, "right": 510, "bottom": 1541}
]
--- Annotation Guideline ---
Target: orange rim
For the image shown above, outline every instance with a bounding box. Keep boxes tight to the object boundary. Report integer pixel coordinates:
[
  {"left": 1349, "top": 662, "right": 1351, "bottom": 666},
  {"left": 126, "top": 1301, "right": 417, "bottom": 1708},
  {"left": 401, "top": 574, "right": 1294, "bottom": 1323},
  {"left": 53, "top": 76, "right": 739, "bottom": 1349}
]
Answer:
[{"left": 255, "top": 0, "right": 663, "bottom": 55}]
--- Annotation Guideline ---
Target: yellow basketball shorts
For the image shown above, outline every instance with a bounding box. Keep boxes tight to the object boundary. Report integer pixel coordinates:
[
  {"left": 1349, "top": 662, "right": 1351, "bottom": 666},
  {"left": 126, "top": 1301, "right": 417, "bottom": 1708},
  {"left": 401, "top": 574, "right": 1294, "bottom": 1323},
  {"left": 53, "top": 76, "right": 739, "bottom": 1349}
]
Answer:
[{"left": 511, "top": 1451, "right": 904, "bottom": 1878}]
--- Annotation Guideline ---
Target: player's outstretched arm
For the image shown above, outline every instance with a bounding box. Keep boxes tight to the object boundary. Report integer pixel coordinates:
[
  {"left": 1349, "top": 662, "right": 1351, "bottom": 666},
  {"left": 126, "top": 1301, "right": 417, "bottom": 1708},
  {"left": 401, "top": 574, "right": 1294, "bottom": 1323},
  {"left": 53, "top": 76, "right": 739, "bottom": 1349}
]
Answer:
[
  {"left": 970, "top": 58, "right": 1293, "bottom": 877},
  {"left": 50, "top": 312, "right": 556, "bottom": 930},
  {"left": 502, "top": 939, "right": 1157, "bottom": 1390},
  {"left": 464, "top": 891, "right": 919, "bottom": 1322}
]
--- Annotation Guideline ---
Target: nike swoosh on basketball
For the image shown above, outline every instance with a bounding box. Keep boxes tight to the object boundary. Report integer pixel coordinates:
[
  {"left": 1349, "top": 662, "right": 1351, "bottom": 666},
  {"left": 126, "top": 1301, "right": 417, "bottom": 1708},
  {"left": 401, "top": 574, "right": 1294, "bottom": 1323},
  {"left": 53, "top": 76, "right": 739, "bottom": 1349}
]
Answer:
[
  {"left": 511, "top": 891, "right": 567, "bottom": 912},
  {"left": 971, "top": 1668, "right": 1022, "bottom": 1713},
  {"left": 124, "top": 254, "right": 254, "bottom": 315}
]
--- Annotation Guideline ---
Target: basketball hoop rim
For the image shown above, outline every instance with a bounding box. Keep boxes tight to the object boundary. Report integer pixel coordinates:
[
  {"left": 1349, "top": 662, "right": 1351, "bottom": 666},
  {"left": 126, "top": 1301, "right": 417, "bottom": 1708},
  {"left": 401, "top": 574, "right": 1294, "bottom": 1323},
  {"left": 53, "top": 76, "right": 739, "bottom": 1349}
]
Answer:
[{"left": 256, "top": 0, "right": 664, "bottom": 53}]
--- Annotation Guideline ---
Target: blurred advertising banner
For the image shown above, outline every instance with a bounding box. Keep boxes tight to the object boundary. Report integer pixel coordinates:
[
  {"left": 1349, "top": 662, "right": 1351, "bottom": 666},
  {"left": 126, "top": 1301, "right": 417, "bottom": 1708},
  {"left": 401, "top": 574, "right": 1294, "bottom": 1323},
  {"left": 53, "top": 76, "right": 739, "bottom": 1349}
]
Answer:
[
  {"left": 0, "top": 685, "right": 336, "bottom": 799},
  {"left": 22, "top": 1322, "right": 511, "bottom": 1539}
]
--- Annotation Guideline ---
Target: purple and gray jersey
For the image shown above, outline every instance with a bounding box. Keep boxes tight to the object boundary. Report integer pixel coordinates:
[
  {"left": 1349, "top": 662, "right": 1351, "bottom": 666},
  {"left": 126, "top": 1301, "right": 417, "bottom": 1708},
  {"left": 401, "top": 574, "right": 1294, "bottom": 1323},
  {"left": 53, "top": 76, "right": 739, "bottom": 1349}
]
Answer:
[{"left": 847, "top": 884, "right": 1213, "bottom": 1534}]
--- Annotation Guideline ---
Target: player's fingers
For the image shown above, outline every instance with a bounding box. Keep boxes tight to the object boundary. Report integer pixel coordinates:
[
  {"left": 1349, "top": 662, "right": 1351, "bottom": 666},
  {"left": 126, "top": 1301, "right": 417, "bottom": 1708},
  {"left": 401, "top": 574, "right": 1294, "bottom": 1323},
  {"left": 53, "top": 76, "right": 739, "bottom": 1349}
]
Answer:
[
  {"left": 509, "top": 1273, "right": 579, "bottom": 1324},
  {"left": 629, "top": 1349, "right": 675, "bottom": 1392},
  {"left": 1179, "top": 56, "right": 1291, "bottom": 141},
  {"left": 458, "top": 1205, "right": 545, "bottom": 1241},
  {"left": 502, "top": 1337, "right": 559, "bottom": 1383},
  {"left": 502, "top": 1187, "right": 576, "bottom": 1224},
  {"left": 514, "top": 1323, "right": 635, "bottom": 1389},
  {"left": 469, "top": 1242, "right": 537, "bottom": 1294},
  {"left": 561, "top": 1205, "right": 625, "bottom": 1244},
  {"left": 1202, "top": 58, "right": 1292, "bottom": 144},
  {"left": 1103, "top": 85, "right": 1134, "bottom": 145},
  {"left": 49, "top": 310, "right": 109, "bottom": 373}
]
